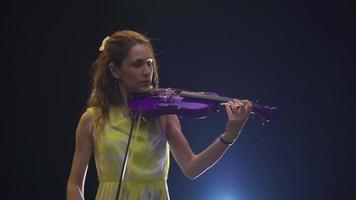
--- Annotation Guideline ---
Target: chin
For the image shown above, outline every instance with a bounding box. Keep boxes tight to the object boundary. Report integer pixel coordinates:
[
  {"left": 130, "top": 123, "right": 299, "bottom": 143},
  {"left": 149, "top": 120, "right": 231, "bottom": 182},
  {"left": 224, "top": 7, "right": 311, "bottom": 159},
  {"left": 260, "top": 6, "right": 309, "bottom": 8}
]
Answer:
[
  {"left": 136, "top": 85, "right": 153, "bottom": 93},
  {"left": 144, "top": 85, "right": 154, "bottom": 92}
]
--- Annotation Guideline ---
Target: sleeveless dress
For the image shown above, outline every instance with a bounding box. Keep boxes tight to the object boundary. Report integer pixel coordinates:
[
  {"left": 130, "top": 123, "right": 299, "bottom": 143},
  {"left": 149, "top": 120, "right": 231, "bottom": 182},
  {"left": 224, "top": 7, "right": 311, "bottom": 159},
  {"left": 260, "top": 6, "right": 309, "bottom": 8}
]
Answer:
[{"left": 87, "top": 106, "right": 170, "bottom": 200}]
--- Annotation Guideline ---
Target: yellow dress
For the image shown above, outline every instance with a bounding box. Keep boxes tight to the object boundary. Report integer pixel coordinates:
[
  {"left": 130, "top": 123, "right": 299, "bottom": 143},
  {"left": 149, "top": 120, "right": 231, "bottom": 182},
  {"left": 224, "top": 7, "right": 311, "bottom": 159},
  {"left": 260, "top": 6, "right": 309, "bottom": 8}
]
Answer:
[{"left": 87, "top": 106, "right": 170, "bottom": 200}]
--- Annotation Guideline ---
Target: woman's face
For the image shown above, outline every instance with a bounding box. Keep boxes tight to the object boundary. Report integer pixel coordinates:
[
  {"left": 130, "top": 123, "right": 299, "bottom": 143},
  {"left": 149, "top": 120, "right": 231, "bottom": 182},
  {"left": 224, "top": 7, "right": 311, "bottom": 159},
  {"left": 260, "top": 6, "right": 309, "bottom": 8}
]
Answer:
[{"left": 115, "top": 44, "right": 154, "bottom": 94}]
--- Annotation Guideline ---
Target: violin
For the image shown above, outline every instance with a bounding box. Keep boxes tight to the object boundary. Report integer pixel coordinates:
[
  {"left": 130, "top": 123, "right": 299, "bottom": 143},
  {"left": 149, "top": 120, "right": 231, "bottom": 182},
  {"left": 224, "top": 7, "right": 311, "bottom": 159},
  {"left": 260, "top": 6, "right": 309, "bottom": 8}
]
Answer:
[{"left": 129, "top": 88, "right": 279, "bottom": 124}]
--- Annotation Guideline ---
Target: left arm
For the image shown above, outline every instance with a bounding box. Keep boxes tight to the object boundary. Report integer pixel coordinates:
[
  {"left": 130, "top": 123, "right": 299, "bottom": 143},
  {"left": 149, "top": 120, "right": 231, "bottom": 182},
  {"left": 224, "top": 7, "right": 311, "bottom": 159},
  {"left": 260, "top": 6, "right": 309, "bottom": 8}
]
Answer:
[{"left": 163, "top": 99, "right": 252, "bottom": 180}]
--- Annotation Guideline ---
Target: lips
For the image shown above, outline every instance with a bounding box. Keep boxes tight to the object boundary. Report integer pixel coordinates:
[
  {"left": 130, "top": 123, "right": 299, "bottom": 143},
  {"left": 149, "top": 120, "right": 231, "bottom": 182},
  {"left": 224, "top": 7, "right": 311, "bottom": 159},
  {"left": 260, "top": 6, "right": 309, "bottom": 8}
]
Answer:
[{"left": 140, "top": 80, "right": 151, "bottom": 85}]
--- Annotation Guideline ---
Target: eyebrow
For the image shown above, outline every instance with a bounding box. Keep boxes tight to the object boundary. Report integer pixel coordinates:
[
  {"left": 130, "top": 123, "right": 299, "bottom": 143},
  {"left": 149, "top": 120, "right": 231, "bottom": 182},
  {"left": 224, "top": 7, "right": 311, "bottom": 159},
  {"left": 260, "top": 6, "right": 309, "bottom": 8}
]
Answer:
[{"left": 130, "top": 58, "right": 153, "bottom": 63}]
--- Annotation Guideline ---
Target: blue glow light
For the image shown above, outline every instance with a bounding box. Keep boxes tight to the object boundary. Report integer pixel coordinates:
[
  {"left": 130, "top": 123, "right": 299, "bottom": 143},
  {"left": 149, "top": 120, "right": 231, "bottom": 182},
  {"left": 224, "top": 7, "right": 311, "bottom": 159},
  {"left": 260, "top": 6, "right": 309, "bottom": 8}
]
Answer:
[
  {"left": 203, "top": 189, "right": 242, "bottom": 200},
  {"left": 200, "top": 181, "right": 245, "bottom": 200}
]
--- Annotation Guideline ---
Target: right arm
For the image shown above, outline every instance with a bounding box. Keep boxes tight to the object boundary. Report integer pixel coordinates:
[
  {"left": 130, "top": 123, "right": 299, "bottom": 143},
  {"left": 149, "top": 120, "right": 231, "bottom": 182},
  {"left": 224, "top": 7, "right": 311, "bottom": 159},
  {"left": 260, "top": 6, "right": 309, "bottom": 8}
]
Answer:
[{"left": 66, "top": 111, "right": 94, "bottom": 200}]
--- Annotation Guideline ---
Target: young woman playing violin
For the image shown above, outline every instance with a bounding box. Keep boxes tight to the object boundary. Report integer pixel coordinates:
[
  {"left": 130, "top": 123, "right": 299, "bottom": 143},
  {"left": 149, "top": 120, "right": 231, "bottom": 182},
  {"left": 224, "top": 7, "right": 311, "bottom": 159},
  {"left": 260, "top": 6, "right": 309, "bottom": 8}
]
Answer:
[{"left": 66, "top": 30, "right": 252, "bottom": 200}]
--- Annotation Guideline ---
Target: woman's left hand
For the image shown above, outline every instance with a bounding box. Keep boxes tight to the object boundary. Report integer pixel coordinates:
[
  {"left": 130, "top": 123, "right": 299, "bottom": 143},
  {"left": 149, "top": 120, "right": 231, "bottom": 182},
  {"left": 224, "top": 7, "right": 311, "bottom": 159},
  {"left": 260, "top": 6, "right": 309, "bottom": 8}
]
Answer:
[{"left": 224, "top": 99, "right": 253, "bottom": 140}]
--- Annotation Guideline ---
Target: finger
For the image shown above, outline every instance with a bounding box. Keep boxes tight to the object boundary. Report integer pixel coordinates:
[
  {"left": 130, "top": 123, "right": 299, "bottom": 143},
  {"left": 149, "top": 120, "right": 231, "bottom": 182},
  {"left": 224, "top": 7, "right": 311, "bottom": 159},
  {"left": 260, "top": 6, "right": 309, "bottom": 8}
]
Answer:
[
  {"left": 242, "top": 100, "right": 252, "bottom": 114},
  {"left": 227, "top": 100, "right": 238, "bottom": 112},
  {"left": 241, "top": 99, "right": 251, "bottom": 105},
  {"left": 233, "top": 99, "right": 245, "bottom": 113},
  {"left": 233, "top": 99, "right": 244, "bottom": 107},
  {"left": 225, "top": 102, "right": 234, "bottom": 119},
  {"left": 239, "top": 100, "right": 250, "bottom": 114}
]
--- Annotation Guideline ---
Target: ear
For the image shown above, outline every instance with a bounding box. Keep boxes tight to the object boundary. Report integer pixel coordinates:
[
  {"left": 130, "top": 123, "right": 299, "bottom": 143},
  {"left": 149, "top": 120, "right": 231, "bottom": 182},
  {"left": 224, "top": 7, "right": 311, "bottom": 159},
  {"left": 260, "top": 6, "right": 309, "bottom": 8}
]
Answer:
[{"left": 108, "top": 63, "right": 120, "bottom": 79}]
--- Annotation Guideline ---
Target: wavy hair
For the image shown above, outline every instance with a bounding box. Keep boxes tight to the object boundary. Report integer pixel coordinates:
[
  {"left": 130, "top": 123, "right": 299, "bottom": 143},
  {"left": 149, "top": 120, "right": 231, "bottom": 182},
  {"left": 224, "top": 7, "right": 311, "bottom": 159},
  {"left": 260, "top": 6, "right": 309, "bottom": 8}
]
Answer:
[{"left": 87, "top": 30, "right": 159, "bottom": 133}]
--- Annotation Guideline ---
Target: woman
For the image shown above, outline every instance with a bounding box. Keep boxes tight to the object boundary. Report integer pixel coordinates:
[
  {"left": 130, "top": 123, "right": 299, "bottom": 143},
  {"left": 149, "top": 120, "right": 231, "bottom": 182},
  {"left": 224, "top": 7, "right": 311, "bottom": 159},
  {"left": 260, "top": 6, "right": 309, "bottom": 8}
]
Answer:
[{"left": 66, "top": 30, "right": 252, "bottom": 200}]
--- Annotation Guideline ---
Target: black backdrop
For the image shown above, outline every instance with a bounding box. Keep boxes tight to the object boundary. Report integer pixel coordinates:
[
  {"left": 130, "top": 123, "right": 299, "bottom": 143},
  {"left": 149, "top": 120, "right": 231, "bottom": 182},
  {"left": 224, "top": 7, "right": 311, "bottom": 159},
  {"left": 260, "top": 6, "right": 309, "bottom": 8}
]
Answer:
[{"left": 7, "top": 0, "right": 356, "bottom": 199}]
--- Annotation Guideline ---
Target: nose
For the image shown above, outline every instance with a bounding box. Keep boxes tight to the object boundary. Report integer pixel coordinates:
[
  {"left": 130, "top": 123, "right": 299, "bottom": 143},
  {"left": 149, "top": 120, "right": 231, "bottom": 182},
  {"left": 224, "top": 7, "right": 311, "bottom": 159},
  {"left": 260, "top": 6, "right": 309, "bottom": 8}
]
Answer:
[{"left": 142, "top": 64, "right": 151, "bottom": 77}]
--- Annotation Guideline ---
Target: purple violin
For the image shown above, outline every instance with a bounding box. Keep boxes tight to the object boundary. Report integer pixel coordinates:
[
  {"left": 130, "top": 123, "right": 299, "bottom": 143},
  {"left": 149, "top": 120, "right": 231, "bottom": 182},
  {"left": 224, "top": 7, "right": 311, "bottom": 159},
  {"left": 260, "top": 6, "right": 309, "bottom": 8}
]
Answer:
[{"left": 129, "top": 88, "right": 279, "bottom": 124}]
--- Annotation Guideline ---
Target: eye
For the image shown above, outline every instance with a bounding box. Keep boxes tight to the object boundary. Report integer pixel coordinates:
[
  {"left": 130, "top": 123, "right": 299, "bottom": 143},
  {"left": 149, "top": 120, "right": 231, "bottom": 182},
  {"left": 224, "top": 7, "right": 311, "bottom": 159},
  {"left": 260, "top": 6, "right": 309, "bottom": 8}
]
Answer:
[
  {"left": 133, "top": 63, "right": 142, "bottom": 67},
  {"left": 131, "top": 60, "right": 144, "bottom": 68},
  {"left": 130, "top": 58, "right": 153, "bottom": 68}
]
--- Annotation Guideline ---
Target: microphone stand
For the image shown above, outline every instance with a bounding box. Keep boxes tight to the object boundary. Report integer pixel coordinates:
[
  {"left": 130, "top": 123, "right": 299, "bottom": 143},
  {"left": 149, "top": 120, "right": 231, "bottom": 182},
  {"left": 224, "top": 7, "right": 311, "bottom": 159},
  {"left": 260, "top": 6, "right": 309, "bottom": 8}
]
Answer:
[{"left": 115, "top": 112, "right": 139, "bottom": 200}]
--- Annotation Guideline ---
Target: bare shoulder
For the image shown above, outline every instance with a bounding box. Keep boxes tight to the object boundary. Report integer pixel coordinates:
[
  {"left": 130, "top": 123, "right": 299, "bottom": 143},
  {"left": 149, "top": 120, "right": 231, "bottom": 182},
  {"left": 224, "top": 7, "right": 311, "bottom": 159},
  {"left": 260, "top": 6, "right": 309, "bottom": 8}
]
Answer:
[
  {"left": 158, "top": 114, "right": 178, "bottom": 124},
  {"left": 158, "top": 114, "right": 181, "bottom": 137},
  {"left": 76, "top": 110, "right": 94, "bottom": 137},
  {"left": 165, "top": 114, "right": 180, "bottom": 127},
  {"left": 80, "top": 110, "right": 93, "bottom": 124}
]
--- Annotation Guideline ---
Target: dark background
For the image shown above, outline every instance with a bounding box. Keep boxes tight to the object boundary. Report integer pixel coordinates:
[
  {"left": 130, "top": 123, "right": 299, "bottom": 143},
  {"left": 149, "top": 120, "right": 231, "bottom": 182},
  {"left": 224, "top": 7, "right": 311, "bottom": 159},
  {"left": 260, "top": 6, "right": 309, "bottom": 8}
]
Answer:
[{"left": 7, "top": 0, "right": 356, "bottom": 199}]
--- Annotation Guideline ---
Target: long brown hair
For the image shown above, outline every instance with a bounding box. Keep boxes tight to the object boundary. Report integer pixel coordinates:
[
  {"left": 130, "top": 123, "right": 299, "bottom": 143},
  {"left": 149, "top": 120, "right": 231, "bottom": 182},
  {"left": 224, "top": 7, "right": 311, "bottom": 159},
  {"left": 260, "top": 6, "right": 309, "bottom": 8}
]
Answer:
[{"left": 87, "top": 30, "right": 159, "bottom": 133}]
